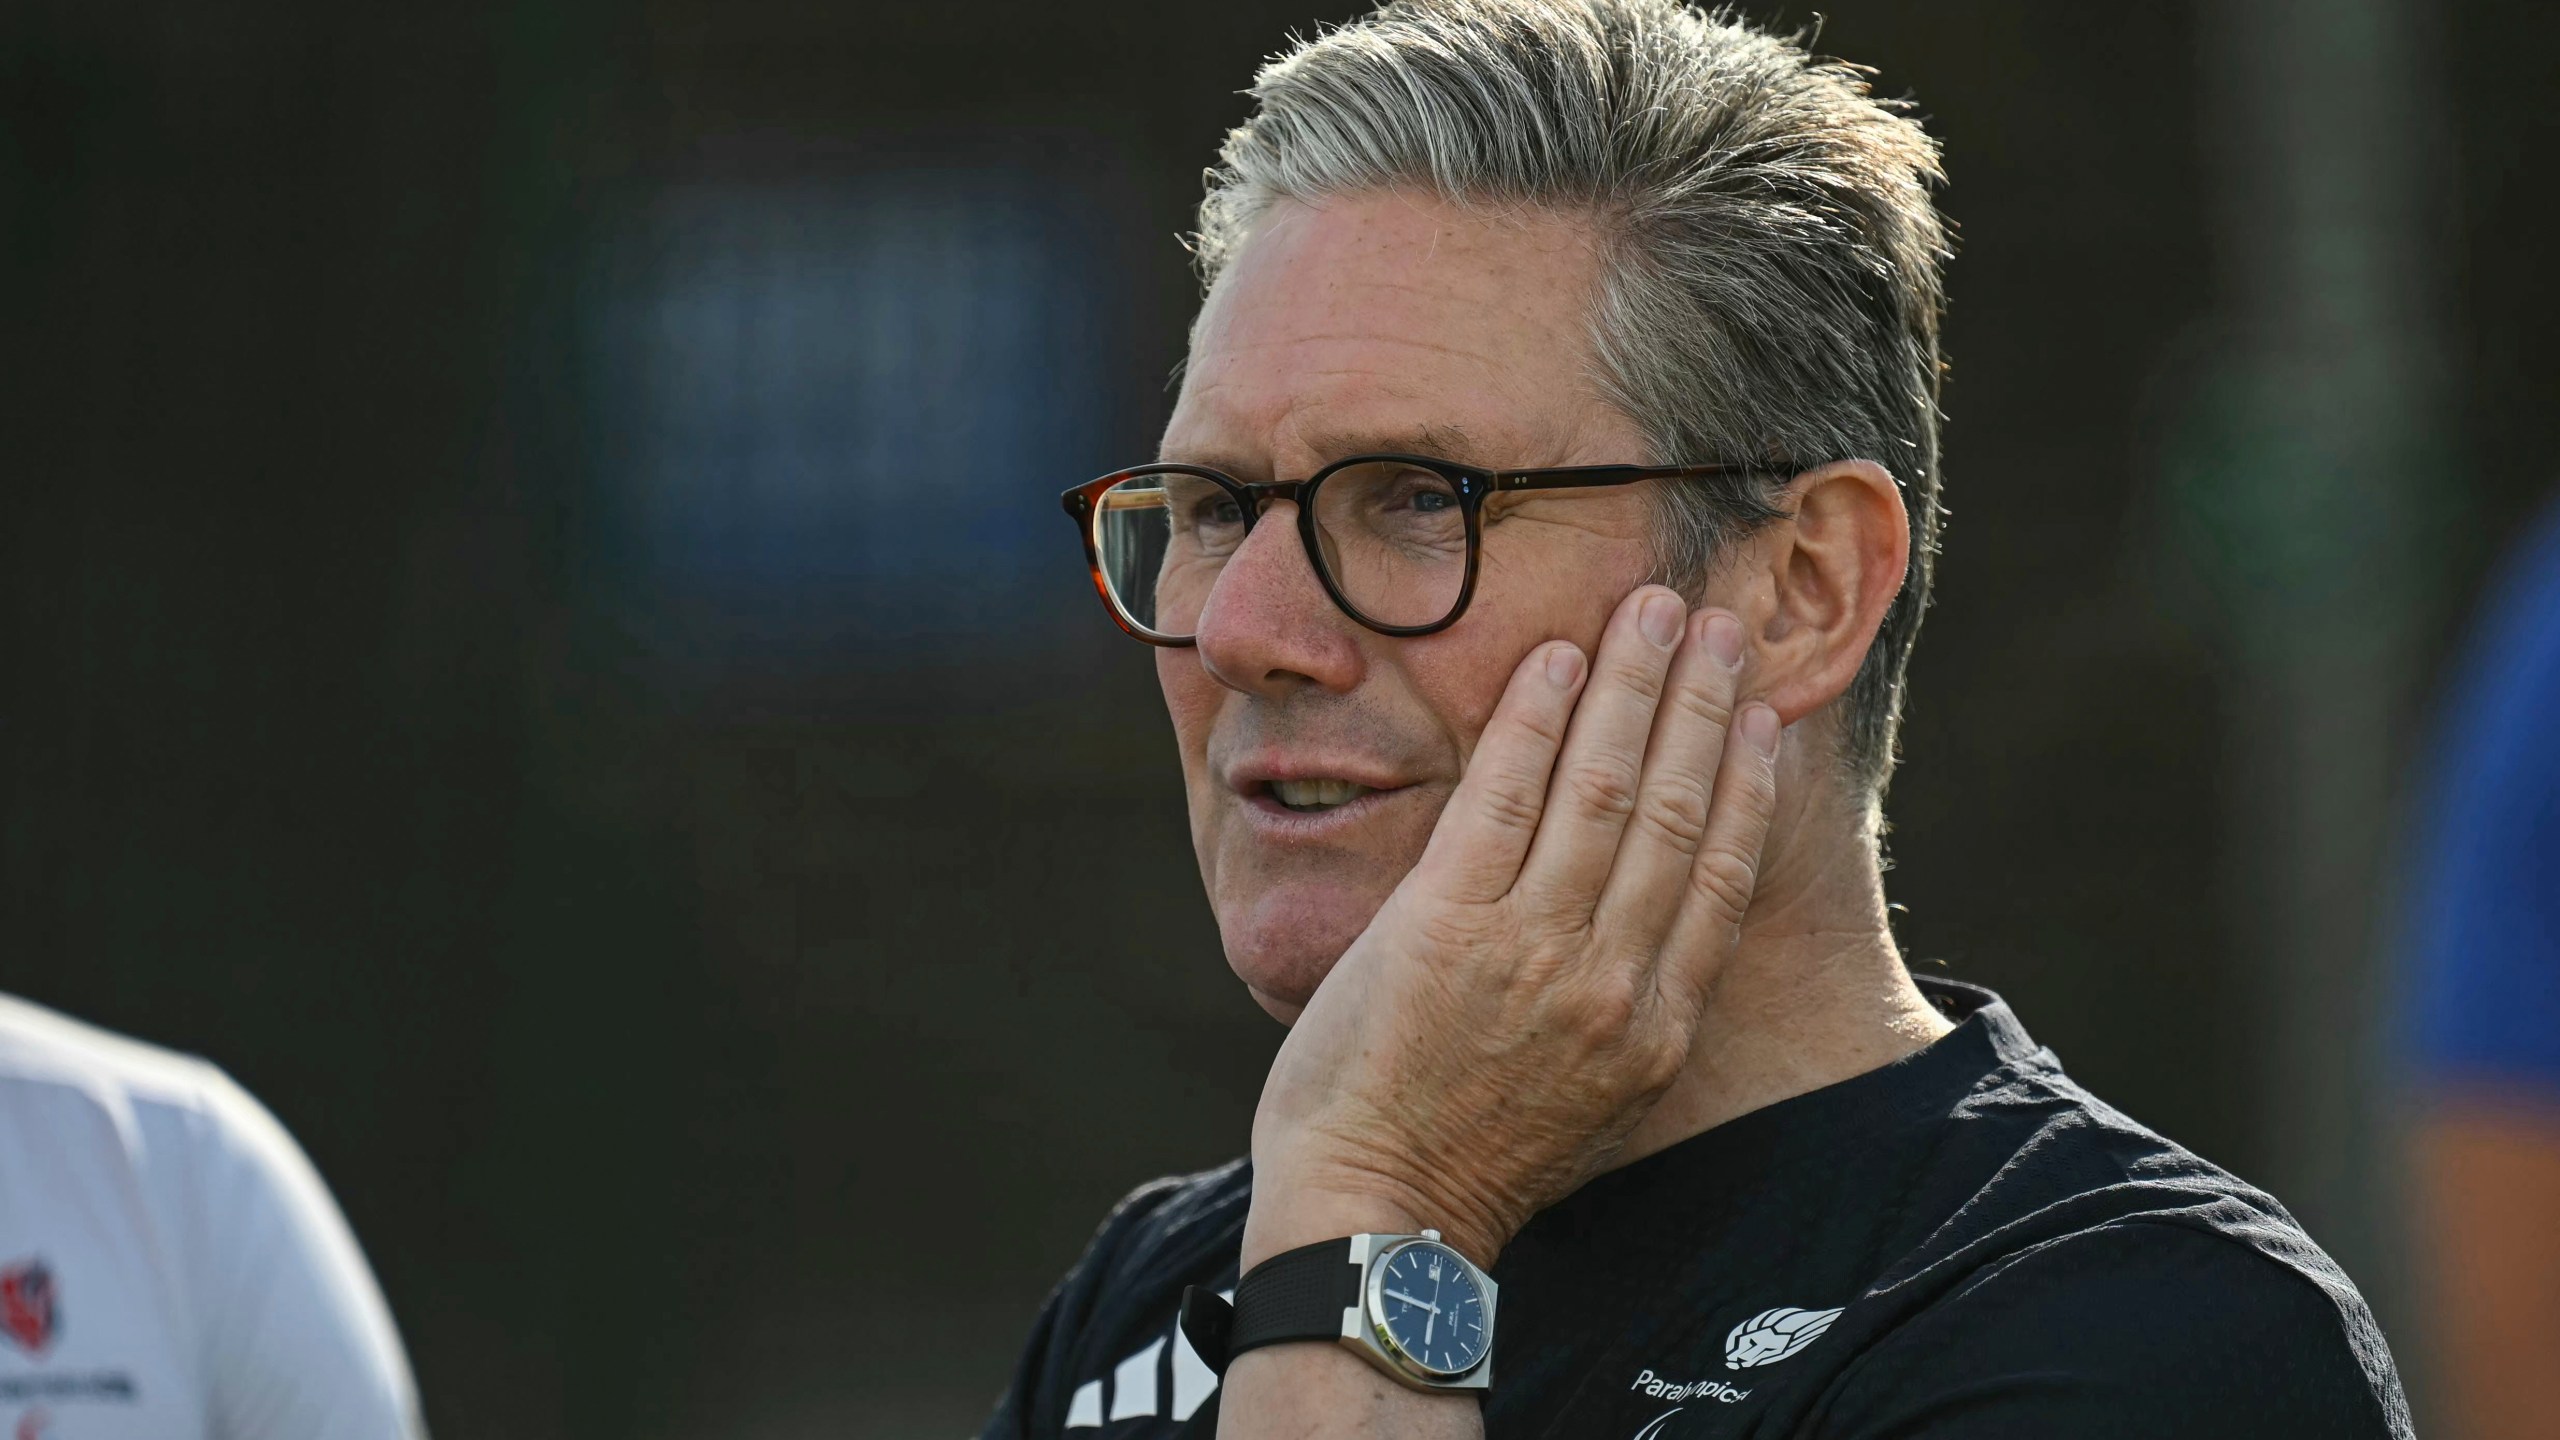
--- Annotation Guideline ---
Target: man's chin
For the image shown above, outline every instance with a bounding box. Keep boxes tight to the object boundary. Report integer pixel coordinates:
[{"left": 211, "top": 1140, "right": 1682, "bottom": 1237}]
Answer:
[
  {"left": 1243, "top": 983, "right": 1309, "bottom": 1025},
  {"left": 1228, "top": 942, "right": 1339, "bottom": 1024},
  {"left": 1218, "top": 888, "right": 1381, "bottom": 1024}
]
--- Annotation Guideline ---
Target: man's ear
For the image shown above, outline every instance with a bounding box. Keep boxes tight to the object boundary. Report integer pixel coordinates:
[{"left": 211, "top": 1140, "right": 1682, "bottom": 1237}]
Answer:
[{"left": 1741, "top": 459, "right": 1910, "bottom": 726}]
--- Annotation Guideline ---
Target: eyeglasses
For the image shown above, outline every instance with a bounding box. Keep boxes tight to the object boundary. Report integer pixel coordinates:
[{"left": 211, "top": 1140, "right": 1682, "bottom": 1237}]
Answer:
[{"left": 1060, "top": 453, "right": 1784, "bottom": 644}]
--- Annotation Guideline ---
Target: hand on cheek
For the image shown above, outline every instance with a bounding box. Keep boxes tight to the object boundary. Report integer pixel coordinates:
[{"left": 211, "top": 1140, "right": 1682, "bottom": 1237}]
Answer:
[{"left": 1241, "top": 586, "right": 1781, "bottom": 1270}]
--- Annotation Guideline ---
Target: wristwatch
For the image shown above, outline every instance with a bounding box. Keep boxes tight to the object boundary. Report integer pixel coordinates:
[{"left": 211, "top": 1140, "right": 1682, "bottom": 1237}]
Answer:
[{"left": 1180, "top": 1231, "right": 1498, "bottom": 1393}]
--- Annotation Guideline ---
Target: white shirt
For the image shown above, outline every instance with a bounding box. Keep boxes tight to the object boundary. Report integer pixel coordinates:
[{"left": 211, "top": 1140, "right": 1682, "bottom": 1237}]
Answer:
[{"left": 0, "top": 993, "right": 423, "bottom": 1440}]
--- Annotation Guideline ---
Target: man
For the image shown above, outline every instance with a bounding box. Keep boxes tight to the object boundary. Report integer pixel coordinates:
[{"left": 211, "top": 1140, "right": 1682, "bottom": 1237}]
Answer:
[
  {"left": 0, "top": 992, "right": 424, "bottom": 1439},
  {"left": 2404, "top": 487, "right": 2560, "bottom": 1440},
  {"left": 990, "top": 2, "right": 2409, "bottom": 1436}
]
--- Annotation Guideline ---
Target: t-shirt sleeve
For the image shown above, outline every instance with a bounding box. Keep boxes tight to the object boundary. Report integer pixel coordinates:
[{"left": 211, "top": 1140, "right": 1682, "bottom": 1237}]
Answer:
[
  {"left": 189, "top": 1071, "right": 425, "bottom": 1440},
  {"left": 1808, "top": 1223, "right": 2404, "bottom": 1439},
  {"left": 978, "top": 1179, "right": 1188, "bottom": 1440}
]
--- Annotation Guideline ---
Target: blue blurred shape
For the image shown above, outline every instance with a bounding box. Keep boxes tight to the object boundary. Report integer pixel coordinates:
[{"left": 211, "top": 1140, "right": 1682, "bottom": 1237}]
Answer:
[{"left": 590, "top": 167, "right": 1118, "bottom": 663}]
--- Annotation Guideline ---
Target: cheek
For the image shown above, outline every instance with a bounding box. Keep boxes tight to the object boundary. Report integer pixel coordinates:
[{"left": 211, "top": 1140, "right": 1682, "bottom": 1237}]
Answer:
[
  {"left": 1155, "top": 647, "right": 1211, "bottom": 722},
  {"left": 1156, "top": 650, "right": 1223, "bottom": 800},
  {"left": 1407, "top": 544, "right": 1646, "bottom": 764}
]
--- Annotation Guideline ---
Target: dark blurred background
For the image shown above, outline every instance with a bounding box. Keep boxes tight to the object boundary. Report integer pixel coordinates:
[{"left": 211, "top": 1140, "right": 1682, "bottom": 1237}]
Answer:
[{"left": 4, "top": 1, "right": 2554, "bottom": 1435}]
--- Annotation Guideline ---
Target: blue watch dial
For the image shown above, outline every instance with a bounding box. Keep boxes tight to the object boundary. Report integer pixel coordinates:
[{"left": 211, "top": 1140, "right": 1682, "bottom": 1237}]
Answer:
[{"left": 1372, "top": 1240, "right": 1491, "bottom": 1375}]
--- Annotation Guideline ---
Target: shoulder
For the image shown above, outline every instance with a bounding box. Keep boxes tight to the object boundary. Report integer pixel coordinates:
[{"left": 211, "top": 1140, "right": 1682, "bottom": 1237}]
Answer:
[
  {"left": 2406, "top": 500, "right": 2560, "bottom": 1092},
  {"left": 1094, "top": 1159, "right": 1253, "bottom": 1274},
  {"left": 1048, "top": 1158, "right": 1251, "bottom": 1339},
  {"left": 2411, "top": 494, "right": 2560, "bottom": 918},
  {"left": 1926, "top": 1037, "right": 2309, "bottom": 1244},
  {"left": 981, "top": 1160, "right": 1248, "bottom": 1438},
  {"left": 1828, "top": 1217, "right": 2408, "bottom": 1438},
  {"left": 0, "top": 991, "right": 232, "bottom": 1102},
  {"left": 1822, "top": 1036, "right": 2410, "bottom": 1435},
  {"left": 1837, "top": 1046, "right": 2411, "bottom": 1440},
  {"left": 0, "top": 991, "right": 254, "bottom": 1169},
  {"left": 0, "top": 993, "right": 420, "bottom": 1435},
  {"left": 0, "top": 991, "right": 330, "bottom": 1198},
  {"left": 1939, "top": 1048, "right": 2400, "bottom": 1368}
]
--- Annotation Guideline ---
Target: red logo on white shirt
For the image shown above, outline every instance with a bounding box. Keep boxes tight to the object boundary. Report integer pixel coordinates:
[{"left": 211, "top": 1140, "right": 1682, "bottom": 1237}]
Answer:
[{"left": 0, "top": 1259, "right": 57, "bottom": 1356}]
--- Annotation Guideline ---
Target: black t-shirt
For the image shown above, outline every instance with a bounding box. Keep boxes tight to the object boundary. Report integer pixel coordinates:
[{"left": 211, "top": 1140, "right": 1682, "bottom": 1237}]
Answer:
[{"left": 979, "top": 980, "right": 2410, "bottom": 1438}]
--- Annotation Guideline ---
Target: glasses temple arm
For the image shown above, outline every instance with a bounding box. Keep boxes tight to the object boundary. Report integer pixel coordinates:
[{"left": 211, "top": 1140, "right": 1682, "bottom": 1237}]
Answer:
[{"left": 1489, "top": 463, "right": 1790, "bottom": 492}]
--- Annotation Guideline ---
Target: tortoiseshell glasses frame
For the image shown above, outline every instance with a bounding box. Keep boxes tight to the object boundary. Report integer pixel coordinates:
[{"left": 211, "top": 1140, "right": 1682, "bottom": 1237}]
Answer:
[{"left": 1059, "top": 452, "right": 1788, "bottom": 645}]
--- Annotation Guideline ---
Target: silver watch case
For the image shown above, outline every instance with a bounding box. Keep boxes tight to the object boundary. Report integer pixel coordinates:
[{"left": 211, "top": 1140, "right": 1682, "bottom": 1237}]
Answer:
[{"left": 1338, "top": 1231, "right": 1499, "bottom": 1392}]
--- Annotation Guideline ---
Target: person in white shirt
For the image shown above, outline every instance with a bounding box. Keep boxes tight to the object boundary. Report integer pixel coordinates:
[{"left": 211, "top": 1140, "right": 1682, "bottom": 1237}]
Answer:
[{"left": 0, "top": 991, "right": 423, "bottom": 1440}]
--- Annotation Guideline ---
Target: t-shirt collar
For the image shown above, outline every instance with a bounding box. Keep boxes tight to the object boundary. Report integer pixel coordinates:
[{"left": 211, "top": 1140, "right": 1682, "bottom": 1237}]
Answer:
[{"left": 1523, "top": 977, "right": 2043, "bottom": 1227}]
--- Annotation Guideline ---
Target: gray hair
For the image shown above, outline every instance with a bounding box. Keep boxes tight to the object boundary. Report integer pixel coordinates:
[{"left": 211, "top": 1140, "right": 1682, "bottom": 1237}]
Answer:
[{"left": 1192, "top": 0, "right": 1950, "bottom": 796}]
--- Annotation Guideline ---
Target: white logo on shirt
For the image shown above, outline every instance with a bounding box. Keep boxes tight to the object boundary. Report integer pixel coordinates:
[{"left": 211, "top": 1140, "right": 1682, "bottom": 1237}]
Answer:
[
  {"left": 1630, "top": 1368, "right": 1749, "bottom": 1403},
  {"left": 1064, "top": 1292, "right": 1231, "bottom": 1429},
  {"left": 1629, "top": 1405, "right": 1685, "bottom": 1439},
  {"left": 1723, "top": 1305, "right": 1843, "bottom": 1369}
]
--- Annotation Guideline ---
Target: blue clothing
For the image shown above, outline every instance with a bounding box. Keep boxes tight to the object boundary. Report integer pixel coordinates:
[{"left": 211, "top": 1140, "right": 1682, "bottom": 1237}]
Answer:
[{"left": 2408, "top": 494, "right": 2560, "bottom": 1096}]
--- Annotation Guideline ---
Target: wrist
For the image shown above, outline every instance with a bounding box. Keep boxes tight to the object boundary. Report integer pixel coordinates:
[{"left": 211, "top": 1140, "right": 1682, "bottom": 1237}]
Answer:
[
  {"left": 1240, "top": 1188, "right": 1420, "bottom": 1272},
  {"left": 1243, "top": 1166, "right": 1512, "bottom": 1271}
]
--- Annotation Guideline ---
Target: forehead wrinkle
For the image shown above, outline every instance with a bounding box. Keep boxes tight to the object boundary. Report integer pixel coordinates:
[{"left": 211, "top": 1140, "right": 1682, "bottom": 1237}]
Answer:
[
  {"left": 1168, "top": 349, "right": 1604, "bottom": 473},
  {"left": 1203, "top": 331, "right": 1524, "bottom": 370},
  {"left": 1160, "top": 417, "right": 1504, "bottom": 477},
  {"left": 1184, "top": 344, "right": 1576, "bottom": 442}
]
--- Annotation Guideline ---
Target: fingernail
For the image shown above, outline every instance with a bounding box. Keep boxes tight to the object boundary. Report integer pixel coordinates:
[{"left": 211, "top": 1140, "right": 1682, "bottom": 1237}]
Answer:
[
  {"left": 1741, "top": 704, "right": 1780, "bottom": 754},
  {"left": 1545, "top": 643, "right": 1585, "bottom": 689},
  {"left": 1639, "top": 592, "right": 1683, "bottom": 648},
  {"left": 1702, "top": 612, "right": 1743, "bottom": 669}
]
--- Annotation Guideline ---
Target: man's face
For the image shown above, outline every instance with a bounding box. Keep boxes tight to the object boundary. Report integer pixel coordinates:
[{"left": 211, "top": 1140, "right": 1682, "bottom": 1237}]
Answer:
[{"left": 1158, "top": 191, "right": 1657, "bottom": 1020}]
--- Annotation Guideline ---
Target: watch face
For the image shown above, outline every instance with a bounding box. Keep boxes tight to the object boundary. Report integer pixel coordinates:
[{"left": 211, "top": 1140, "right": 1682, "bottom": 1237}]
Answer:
[{"left": 1371, "top": 1240, "right": 1492, "bottom": 1376}]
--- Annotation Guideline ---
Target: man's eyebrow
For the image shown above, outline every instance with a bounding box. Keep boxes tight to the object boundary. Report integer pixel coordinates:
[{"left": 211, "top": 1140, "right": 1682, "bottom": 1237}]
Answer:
[
  {"left": 1304, "top": 422, "right": 1491, "bottom": 467},
  {"left": 1158, "top": 422, "right": 1495, "bottom": 475}
]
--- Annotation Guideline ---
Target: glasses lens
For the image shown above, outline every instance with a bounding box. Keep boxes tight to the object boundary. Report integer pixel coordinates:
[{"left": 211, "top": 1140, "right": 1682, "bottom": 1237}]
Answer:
[
  {"left": 1309, "top": 461, "right": 1470, "bottom": 629},
  {"left": 1093, "top": 471, "right": 1243, "bottom": 638}
]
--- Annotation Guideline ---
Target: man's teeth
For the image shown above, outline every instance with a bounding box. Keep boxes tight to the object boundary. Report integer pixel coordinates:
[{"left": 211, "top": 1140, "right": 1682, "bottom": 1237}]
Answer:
[{"left": 1270, "top": 778, "right": 1376, "bottom": 812}]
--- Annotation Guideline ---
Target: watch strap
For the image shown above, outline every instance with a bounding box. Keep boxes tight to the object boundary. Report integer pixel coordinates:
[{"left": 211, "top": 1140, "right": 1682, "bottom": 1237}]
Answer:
[
  {"left": 1177, "top": 1286, "right": 1234, "bottom": 1376},
  {"left": 1181, "top": 1237, "right": 1360, "bottom": 1375}
]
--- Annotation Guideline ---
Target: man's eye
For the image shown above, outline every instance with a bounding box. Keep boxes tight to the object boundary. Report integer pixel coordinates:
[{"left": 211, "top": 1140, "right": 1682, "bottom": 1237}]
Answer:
[
  {"left": 1372, "top": 471, "right": 1458, "bottom": 511},
  {"left": 1169, "top": 488, "right": 1238, "bottom": 526}
]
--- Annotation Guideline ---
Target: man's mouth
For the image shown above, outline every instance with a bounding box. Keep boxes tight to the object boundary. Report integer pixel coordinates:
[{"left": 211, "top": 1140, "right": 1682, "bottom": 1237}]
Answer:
[{"left": 1266, "top": 778, "right": 1378, "bottom": 813}]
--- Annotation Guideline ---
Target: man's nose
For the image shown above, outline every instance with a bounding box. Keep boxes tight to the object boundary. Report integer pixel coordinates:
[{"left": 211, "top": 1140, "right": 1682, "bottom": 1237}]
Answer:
[{"left": 1191, "top": 500, "right": 1366, "bottom": 697}]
